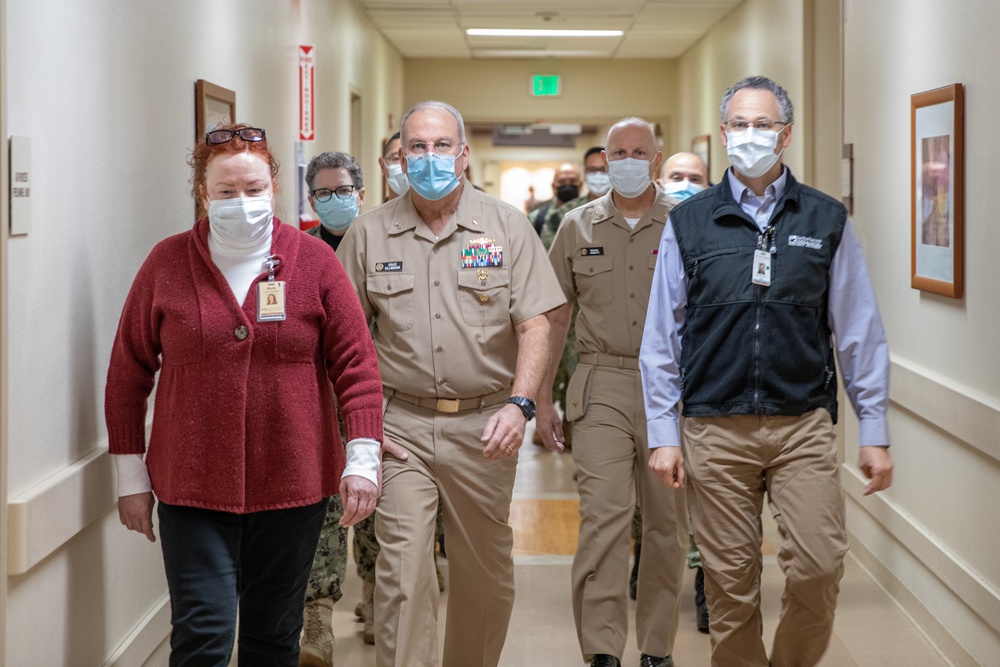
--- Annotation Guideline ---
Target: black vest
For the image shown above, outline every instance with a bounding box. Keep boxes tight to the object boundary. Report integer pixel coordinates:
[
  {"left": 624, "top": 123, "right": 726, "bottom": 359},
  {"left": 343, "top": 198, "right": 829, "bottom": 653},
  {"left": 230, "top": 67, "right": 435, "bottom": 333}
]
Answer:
[{"left": 670, "top": 169, "right": 846, "bottom": 422}]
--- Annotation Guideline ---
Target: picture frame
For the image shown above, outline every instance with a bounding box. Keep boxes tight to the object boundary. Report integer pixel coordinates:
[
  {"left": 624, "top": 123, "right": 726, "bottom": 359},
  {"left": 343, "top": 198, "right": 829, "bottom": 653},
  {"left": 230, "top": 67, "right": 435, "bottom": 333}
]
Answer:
[
  {"left": 910, "top": 84, "right": 964, "bottom": 299},
  {"left": 194, "top": 80, "right": 237, "bottom": 220},
  {"left": 691, "top": 134, "right": 711, "bottom": 180}
]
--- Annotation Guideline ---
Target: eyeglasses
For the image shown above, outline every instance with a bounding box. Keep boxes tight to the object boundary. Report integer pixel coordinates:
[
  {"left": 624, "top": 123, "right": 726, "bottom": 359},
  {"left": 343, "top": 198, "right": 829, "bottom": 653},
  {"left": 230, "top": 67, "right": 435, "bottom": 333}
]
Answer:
[
  {"left": 406, "top": 140, "right": 460, "bottom": 155},
  {"left": 311, "top": 185, "right": 356, "bottom": 202},
  {"left": 724, "top": 119, "right": 788, "bottom": 133},
  {"left": 206, "top": 127, "right": 266, "bottom": 145}
]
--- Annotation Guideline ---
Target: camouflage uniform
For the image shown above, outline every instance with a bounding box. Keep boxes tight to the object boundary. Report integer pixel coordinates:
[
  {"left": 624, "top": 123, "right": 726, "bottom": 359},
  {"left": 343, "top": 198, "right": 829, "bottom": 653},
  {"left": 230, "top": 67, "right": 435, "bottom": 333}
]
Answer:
[
  {"left": 530, "top": 196, "right": 588, "bottom": 412},
  {"left": 353, "top": 514, "right": 378, "bottom": 584},
  {"left": 306, "top": 494, "right": 349, "bottom": 603}
]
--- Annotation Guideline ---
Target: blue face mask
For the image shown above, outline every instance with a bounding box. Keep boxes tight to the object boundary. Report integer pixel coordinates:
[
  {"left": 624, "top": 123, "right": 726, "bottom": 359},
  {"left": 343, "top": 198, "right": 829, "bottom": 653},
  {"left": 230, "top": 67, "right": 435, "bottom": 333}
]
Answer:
[
  {"left": 661, "top": 179, "right": 706, "bottom": 201},
  {"left": 314, "top": 194, "right": 358, "bottom": 232},
  {"left": 405, "top": 152, "right": 462, "bottom": 201}
]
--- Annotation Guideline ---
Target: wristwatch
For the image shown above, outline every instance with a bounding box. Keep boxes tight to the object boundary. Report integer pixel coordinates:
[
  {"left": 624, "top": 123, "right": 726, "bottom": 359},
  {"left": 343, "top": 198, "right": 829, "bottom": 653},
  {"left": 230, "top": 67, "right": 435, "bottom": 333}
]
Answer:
[{"left": 507, "top": 396, "right": 536, "bottom": 421}]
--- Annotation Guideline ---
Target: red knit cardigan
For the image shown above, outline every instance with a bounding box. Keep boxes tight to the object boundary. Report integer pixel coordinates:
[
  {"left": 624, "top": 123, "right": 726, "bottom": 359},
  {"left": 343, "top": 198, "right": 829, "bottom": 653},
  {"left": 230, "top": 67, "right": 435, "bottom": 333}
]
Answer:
[{"left": 104, "top": 219, "right": 383, "bottom": 513}]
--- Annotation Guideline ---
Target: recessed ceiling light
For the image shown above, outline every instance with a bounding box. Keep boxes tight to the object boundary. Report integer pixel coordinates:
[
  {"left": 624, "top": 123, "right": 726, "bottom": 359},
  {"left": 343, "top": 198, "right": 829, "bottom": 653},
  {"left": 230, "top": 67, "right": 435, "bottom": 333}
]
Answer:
[{"left": 466, "top": 29, "right": 624, "bottom": 38}]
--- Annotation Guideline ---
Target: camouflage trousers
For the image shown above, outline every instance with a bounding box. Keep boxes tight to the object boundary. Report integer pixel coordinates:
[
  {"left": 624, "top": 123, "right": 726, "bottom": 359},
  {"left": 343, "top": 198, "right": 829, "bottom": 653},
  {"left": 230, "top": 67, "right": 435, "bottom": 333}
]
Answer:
[
  {"left": 305, "top": 496, "right": 380, "bottom": 602},
  {"left": 633, "top": 503, "right": 701, "bottom": 569}
]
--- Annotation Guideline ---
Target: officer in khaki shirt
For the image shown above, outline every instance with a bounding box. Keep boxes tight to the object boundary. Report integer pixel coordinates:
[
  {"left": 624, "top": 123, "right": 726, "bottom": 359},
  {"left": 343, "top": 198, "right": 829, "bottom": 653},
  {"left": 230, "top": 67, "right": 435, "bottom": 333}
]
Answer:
[
  {"left": 338, "top": 101, "right": 565, "bottom": 667},
  {"left": 538, "top": 118, "right": 686, "bottom": 667}
]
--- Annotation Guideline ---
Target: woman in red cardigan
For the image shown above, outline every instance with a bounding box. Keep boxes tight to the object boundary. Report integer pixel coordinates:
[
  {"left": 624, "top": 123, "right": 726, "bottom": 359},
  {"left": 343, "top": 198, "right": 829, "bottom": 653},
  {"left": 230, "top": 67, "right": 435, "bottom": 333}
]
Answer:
[{"left": 105, "top": 123, "right": 384, "bottom": 665}]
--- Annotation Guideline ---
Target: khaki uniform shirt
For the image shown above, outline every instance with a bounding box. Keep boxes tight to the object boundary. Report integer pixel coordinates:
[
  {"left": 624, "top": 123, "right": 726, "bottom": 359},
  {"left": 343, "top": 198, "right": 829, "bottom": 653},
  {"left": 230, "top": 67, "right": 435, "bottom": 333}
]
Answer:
[
  {"left": 548, "top": 187, "right": 676, "bottom": 358},
  {"left": 339, "top": 184, "right": 565, "bottom": 398}
]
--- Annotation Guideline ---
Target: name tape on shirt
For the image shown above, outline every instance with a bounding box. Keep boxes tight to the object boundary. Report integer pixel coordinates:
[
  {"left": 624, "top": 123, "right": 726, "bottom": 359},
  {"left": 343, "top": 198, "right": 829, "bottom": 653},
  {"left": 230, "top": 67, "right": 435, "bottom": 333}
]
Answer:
[
  {"left": 375, "top": 261, "right": 403, "bottom": 272},
  {"left": 579, "top": 247, "right": 604, "bottom": 256}
]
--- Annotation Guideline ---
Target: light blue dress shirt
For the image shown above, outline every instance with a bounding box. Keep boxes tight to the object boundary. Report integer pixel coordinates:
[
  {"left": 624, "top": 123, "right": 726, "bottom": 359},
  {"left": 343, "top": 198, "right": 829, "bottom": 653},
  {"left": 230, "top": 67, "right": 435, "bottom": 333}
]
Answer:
[{"left": 640, "top": 168, "right": 891, "bottom": 448}]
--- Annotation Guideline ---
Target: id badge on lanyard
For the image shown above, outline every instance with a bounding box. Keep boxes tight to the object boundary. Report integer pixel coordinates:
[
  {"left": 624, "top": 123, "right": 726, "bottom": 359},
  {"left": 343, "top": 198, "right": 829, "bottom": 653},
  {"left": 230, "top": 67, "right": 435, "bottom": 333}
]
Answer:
[
  {"left": 258, "top": 255, "right": 287, "bottom": 322},
  {"left": 751, "top": 226, "right": 776, "bottom": 287}
]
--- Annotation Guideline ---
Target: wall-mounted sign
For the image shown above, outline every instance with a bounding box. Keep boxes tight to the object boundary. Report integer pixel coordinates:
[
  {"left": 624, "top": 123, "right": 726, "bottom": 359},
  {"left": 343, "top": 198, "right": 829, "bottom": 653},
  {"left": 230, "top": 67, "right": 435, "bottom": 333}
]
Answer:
[
  {"left": 299, "top": 45, "right": 316, "bottom": 141},
  {"left": 10, "top": 136, "right": 31, "bottom": 235},
  {"left": 531, "top": 74, "right": 561, "bottom": 97}
]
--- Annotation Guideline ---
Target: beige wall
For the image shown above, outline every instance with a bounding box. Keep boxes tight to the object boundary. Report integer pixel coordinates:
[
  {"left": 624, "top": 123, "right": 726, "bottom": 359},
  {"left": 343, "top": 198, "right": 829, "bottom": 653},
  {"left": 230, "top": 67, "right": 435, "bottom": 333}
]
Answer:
[
  {"left": 843, "top": 0, "right": 1000, "bottom": 662},
  {"left": 0, "top": 1, "right": 402, "bottom": 664}
]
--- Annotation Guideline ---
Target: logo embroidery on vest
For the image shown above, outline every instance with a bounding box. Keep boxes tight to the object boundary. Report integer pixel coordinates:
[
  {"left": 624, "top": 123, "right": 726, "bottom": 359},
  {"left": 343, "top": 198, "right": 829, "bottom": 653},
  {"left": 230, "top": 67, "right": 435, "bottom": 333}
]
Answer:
[{"left": 787, "top": 235, "right": 822, "bottom": 250}]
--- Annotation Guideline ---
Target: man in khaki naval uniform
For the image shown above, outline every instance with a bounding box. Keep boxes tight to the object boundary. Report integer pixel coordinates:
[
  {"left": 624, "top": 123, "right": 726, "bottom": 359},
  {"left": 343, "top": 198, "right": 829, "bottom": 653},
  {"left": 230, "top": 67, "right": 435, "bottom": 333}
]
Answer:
[
  {"left": 338, "top": 101, "right": 565, "bottom": 667},
  {"left": 538, "top": 117, "right": 686, "bottom": 667}
]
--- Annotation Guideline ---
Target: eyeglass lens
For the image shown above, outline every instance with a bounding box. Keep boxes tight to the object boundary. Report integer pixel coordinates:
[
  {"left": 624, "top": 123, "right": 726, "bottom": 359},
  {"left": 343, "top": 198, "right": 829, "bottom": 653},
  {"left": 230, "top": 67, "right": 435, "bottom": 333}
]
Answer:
[{"left": 206, "top": 127, "right": 266, "bottom": 144}]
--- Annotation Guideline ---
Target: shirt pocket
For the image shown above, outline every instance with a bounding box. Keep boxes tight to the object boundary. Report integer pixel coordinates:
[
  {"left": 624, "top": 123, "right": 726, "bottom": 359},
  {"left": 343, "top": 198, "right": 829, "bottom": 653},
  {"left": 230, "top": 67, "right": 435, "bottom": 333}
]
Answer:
[
  {"left": 366, "top": 272, "right": 416, "bottom": 332},
  {"left": 457, "top": 268, "right": 511, "bottom": 327},
  {"left": 572, "top": 255, "right": 614, "bottom": 306}
]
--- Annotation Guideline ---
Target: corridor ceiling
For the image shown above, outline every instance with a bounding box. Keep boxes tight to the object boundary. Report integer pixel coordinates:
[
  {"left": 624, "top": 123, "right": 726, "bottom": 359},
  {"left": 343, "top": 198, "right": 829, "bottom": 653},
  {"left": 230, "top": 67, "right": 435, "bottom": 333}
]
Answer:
[{"left": 355, "top": 0, "right": 743, "bottom": 59}]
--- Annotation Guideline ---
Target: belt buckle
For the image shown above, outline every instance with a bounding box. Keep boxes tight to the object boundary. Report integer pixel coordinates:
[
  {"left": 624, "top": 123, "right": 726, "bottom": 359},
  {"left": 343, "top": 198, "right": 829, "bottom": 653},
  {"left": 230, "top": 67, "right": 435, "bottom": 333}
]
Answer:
[{"left": 436, "top": 398, "right": 461, "bottom": 413}]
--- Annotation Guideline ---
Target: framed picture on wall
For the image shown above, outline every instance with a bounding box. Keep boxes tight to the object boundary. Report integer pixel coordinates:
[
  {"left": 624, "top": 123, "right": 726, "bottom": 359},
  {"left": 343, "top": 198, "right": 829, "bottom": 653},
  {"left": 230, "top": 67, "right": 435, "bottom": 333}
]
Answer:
[
  {"left": 195, "top": 80, "right": 237, "bottom": 220},
  {"left": 910, "top": 84, "right": 964, "bottom": 299},
  {"left": 691, "top": 134, "right": 711, "bottom": 180}
]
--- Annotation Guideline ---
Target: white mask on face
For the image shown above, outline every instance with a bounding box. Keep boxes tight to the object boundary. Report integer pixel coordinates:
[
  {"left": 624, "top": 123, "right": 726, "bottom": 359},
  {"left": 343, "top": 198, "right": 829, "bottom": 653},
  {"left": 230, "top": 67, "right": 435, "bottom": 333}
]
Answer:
[
  {"left": 585, "top": 171, "right": 612, "bottom": 196},
  {"left": 608, "top": 158, "right": 653, "bottom": 198},
  {"left": 386, "top": 162, "right": 409, "bottom": 196},
  {"left": 207, "top": 195, "right": 273, "bottom": 244},
  {"left": 726, "top": 127, "right": 784, "bottom": 179}
]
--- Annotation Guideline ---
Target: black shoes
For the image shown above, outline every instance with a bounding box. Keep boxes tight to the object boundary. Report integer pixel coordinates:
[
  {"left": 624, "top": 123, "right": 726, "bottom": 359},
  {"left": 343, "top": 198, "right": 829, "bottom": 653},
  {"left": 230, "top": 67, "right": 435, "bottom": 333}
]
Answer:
[
  {"left": 639, "top": 656, "right": 674, "bottom": 667},
  {"left": 591, "top": 655, "right": 621, "bottom": 667}
]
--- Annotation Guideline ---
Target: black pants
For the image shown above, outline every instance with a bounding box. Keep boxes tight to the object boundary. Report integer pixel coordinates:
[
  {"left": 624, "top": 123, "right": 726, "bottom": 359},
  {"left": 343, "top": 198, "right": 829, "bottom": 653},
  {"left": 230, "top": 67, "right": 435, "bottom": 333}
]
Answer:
[{"left": 157, "top": 498, "right": 328, "bottom": 667}]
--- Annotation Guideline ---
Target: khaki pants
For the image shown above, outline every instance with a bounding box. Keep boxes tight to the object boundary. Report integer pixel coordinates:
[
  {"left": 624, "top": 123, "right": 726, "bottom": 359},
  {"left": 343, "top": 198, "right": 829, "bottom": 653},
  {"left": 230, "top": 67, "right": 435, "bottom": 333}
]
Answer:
[
  {"left": 375, "top": 397, "right": 517, "bottom": 667},
  {"left": 683, "top": 409, "right": 848, "bottom": 667},
  {"left": 571, "top": 365, "right": 686, "bottom": 658}
]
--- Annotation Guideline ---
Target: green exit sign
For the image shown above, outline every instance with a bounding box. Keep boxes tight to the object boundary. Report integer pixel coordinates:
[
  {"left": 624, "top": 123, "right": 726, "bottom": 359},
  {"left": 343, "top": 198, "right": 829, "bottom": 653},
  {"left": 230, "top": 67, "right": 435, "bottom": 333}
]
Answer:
[{"left": 532, "top": 74, "right": 561, "bottom": 97}]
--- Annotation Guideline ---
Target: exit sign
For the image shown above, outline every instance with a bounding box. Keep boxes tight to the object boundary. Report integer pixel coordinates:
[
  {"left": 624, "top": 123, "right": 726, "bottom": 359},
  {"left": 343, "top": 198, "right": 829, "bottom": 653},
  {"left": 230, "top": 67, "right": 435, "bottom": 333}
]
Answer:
[{"left": 532, "top": 75, "right": 561, "bottom": 97}]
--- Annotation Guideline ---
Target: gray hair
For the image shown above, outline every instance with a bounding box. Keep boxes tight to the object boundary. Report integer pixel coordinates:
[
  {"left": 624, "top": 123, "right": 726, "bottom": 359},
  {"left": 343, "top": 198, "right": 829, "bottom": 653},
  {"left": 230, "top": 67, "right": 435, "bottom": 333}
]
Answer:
[
  {"left": 606, "top": 117, "right": 656, "bottom": 146},
  {"left": 305, "top": 151, "right": 363, "bottom": 190},
  {"left": 400, "top": 101, "right": 467, "bottom": 145},
  {"left": 719, "top": 76, "right": 795, "bottom": 125}
]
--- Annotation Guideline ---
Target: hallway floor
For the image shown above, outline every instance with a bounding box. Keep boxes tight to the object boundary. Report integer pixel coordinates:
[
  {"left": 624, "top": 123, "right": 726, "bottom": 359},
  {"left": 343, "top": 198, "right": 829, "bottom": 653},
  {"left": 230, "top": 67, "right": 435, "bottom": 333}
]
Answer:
[{"left": 327, "top": 426, "right": 950, "bottom": 666}]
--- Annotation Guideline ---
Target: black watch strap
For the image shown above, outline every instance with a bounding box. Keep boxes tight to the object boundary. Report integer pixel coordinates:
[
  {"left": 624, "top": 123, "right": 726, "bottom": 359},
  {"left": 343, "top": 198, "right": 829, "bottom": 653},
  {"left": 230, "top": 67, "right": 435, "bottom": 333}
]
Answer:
[{"left": 507, "top": 395, "right": 536, "bottom": 421}]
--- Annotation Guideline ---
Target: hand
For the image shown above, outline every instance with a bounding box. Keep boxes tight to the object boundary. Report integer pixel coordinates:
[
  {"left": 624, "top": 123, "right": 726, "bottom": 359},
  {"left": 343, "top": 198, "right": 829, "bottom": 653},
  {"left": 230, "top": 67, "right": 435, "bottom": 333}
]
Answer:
[
  {"left": 481, "top": 404, "right": 527, "bottom": 461},
  {"left": 649, "top": 446, "right": 685, "bottom": 489},
  {"left": 858, "top": 446, "right": 893, "bottom": 495},
  {"left": 381, "top": 437, "right": 409, "bottom": 462},
  {"left": 377, "top": 437, "right": 409, "bottom": 499},
  {"left": 339, "top": 475, "right": 378, "bottom": 527},
  {"left": 118, "top": 491, "right": 156, "bottom": 542},
  {"left": 534, "top": 401, "right": 565, "bottom": 452}
]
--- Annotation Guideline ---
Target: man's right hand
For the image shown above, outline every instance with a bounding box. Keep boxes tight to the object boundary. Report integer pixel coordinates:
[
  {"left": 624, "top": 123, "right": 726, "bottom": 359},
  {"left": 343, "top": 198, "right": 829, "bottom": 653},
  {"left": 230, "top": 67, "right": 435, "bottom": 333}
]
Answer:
[{"left": 649, "top": 446, "right": 685, "bottom": 489}]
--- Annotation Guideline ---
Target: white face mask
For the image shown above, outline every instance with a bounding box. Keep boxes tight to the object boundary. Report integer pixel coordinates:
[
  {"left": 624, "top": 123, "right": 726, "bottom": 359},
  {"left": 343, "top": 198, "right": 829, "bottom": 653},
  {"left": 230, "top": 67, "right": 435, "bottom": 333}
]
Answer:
[
  {"left": 207, "top": 195, "right": 273, "bottom": 243},
  {"left": 726, "top": 127, "right": 784, "bottom": 179},
  {"left": 608, "top": 158, "right": 653, "bottom": 198},
  {"left": 386, "top": 162, "right": 409, "bottom": 196},
  {"left": 585, "top": 171, "right": 612, "bottom": 196}
]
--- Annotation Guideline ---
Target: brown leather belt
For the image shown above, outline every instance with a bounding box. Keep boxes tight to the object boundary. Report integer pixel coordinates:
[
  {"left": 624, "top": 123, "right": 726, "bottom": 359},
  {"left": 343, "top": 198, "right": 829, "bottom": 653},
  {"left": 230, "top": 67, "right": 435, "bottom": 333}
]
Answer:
[
  {"left": 578, "top": 352, "right": 640, "bottom": 371},
  {"left": 384, "top": 386, "right": 511, "bottom": 413}
]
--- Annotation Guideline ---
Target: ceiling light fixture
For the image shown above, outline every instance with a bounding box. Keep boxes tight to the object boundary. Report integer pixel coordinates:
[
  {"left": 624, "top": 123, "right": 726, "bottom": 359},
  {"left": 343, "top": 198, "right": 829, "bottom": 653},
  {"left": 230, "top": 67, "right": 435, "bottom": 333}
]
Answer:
[{"left": 466, "top": 28, "right": 624, "bottom": 38}]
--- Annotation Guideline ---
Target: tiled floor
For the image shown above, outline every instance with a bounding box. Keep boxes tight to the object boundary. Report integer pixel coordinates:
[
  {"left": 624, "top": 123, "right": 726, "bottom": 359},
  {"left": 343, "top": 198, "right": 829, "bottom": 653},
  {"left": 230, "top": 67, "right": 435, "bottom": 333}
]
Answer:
[{"left": 328, "top": 427, "right": 951, "bottom": 666}]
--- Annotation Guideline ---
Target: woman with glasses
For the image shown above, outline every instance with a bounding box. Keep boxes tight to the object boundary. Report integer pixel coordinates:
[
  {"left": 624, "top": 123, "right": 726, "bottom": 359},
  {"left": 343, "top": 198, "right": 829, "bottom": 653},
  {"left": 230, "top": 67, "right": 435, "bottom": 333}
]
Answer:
[{"left": 104, "top": 123, "right": 384, "bottom": 665}]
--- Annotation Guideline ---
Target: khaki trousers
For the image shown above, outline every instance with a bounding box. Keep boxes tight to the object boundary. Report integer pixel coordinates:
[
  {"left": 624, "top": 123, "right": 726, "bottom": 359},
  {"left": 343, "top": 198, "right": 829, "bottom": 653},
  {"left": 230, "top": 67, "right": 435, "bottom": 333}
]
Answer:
[
  {"left": 571, "top": 365, "right": 686, "bottom": 658},
  {"left": 683, "top": 409, "right": 848, "bottom": 667},
  {"left": 375, "top": 397, "right": 517, "bottom": 667}
]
